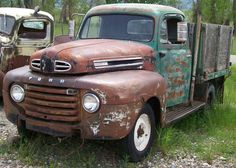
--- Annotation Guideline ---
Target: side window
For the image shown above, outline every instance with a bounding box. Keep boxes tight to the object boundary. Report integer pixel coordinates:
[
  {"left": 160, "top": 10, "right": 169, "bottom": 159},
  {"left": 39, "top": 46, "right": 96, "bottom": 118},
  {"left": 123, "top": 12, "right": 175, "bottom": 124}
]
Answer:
[
  {"left": 160, "top": 19, "right": 168, "bottom": 43},
  {"left": 81, "top": 16, "right": 101, "bottom": 38},
  {"left": 18, "top": 20, "right": 47, "bottom": 39},
  {"left": 160, "top": 17, "right": 183, "bottom": 44}
]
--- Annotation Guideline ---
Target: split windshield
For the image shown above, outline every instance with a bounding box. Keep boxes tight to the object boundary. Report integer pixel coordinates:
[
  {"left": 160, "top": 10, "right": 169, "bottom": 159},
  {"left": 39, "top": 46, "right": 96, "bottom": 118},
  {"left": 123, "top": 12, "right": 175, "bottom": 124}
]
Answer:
[
  {"left": 0, "top": 15, "right": 15, "bottom": 35},
  {"left": 80, "top": 14, "right": 154, "bottom": 42}
]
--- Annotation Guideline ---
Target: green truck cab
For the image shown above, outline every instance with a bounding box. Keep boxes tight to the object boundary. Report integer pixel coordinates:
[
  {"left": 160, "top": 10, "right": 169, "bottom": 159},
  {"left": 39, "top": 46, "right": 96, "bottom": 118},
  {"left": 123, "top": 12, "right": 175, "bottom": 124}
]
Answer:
[{"left": 3, "top": 4, "right": 233, "bottom": 161}]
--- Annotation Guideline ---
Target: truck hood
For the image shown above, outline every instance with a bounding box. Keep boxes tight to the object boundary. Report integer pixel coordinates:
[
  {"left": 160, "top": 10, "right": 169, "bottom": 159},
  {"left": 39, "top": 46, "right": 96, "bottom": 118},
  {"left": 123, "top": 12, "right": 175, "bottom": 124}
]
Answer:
[{"left": 30, "top": 39, "right": 155, "bottom": 74}]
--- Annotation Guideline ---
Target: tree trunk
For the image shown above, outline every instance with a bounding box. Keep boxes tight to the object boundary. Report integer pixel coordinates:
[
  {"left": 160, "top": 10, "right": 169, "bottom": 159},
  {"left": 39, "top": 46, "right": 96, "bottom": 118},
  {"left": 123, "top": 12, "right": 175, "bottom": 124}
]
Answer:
[
  {"left": 60, "top": 3, "right": 67, "bottom": 23},
  {"left": 68, "top": 0, "right": 73, "bottom": 20},
  {"left": 24, "top": 0, "right": 34, "bottom": 8},
  {"left": 193, "top": 0, "right": 201, "bottom": 23},
  {"left": 234, "top": 0, "right": 236, "bottom": 35},
  {"left": 17, "top": 0, "right": 22, "bottom": 7},
  {"left": 41, "top": 0, "right": 45, "bottom": 9}
]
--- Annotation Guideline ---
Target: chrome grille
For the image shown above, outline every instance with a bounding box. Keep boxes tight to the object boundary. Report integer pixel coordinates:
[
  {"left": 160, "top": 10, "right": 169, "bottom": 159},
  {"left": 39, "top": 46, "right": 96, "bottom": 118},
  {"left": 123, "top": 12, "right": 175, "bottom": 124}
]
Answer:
[
  {"left": 31, "top": 59, "right": 41, "bottom": 69},
  {"left": 23, "top": 84, "right": 80, "bottom": 122},
  {"left": 31, "top": 59, "right": 71, "bottom": 72},
  {"left": 54, "top": 60, "right": 72, "bottom": 72}
]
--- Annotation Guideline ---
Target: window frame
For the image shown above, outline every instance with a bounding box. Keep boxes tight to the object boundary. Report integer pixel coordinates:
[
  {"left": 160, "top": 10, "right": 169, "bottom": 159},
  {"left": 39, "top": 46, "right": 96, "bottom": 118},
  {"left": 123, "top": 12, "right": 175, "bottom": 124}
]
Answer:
[
  {"left": 78, "top": 13, "right": 155, "bottom": 42},
  {"left": 159, "top": 14, "right": 186, "bottom": 46},
  {"left": 17, "top": 18, "right": 50, "bottom": 40}
]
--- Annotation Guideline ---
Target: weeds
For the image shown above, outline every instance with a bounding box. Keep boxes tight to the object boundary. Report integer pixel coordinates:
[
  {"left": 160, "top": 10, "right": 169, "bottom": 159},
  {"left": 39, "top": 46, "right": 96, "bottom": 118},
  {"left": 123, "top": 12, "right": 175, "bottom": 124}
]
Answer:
[{"left": 232, "top": 36, "right": 236, "bottom": 55}]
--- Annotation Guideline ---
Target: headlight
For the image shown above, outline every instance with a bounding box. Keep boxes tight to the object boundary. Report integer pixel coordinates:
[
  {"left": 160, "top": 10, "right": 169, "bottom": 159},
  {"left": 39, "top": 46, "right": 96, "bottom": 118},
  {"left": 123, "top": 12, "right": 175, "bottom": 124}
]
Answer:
[
  {"left": 10, "top": 84, "right": 25, "bottom": 103},
  {"left": 82, "top": 93, "right": 100, "bottom": 113}
]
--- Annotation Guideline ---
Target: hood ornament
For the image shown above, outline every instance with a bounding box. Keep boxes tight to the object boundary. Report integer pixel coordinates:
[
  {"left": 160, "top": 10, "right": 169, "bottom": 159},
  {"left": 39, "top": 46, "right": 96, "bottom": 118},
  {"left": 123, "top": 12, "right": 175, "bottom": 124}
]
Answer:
[{"left": 40, "top": 55, "right": 54, "bottom": 73}]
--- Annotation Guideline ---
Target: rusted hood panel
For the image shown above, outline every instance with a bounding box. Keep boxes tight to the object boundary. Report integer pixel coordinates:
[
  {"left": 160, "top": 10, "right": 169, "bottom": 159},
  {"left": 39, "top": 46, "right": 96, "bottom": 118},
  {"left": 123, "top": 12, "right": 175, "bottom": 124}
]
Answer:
[
  {"left": 4, "top": 66, "right": 166, "bottom": 105},
  {"left": 30, "top": 39, "right": 155, "bottom": 74}
]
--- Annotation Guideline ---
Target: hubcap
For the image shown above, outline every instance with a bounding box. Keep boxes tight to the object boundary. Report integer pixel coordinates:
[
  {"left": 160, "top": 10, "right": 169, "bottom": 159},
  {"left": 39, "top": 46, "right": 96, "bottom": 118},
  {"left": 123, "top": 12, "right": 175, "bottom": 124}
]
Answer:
[{"left": 134, "top": 113, "right": 151, "bottom": 151}]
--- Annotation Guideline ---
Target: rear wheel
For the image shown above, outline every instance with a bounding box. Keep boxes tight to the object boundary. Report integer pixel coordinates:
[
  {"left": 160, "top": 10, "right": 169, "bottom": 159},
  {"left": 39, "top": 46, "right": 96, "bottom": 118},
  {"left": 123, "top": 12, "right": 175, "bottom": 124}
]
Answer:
[
  {"left": 122, "top": 104, "right": 155, "bottom": 162},
  {"left": 206, "top": 84, "right": 216, "bottom": 107}
]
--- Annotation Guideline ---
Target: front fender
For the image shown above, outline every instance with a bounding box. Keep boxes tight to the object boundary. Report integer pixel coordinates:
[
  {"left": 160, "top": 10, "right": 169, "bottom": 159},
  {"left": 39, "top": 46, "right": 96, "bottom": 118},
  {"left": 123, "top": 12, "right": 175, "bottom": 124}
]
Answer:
[{"left": 3, "top": 67, "right": 167, "bottom": 139}]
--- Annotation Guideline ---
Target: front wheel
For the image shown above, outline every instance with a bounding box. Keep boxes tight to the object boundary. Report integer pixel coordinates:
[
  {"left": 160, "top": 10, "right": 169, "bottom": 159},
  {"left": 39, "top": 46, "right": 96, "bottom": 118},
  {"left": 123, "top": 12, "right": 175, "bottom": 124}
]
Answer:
[
  {"left": 122, "top": 104, "right": 155, "bottom": 162},
  {"left": 17, "top": 121, "right": 35, "bottom": 139}
]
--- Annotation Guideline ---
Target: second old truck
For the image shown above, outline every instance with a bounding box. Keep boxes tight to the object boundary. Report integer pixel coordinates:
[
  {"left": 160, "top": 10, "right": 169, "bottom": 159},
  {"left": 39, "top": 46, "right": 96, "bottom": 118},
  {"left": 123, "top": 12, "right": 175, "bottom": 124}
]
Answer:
[{"left": 3, "top": 4, "right": 233, "bottom": 161}]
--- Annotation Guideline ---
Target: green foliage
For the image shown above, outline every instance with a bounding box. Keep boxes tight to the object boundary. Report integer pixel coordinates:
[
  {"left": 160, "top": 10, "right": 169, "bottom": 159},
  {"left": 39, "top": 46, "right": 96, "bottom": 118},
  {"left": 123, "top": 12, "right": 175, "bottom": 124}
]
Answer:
[
  {"left": 232, "top": 36, "right": 236, "bottom": 55},
  {"left": 200, "top": 0, "right": 232, "bottom": 24}
]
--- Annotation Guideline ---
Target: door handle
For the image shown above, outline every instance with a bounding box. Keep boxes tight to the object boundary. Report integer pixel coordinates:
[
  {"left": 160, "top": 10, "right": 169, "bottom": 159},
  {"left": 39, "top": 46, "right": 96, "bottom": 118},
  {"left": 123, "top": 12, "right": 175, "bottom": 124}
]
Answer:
[
  {"left": 159, "top": 51, "right": 166, "bottom": 58},
  {"left": 186, "top": 55, "right": 192, "bottom": 58}
]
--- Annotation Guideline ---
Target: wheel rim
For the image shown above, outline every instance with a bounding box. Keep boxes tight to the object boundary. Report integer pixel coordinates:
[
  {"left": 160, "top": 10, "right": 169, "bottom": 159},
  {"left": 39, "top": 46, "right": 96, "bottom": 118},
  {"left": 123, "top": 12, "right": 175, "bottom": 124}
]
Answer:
[{"left": 134, "top": 113, "right": 151, "bottom": 152}]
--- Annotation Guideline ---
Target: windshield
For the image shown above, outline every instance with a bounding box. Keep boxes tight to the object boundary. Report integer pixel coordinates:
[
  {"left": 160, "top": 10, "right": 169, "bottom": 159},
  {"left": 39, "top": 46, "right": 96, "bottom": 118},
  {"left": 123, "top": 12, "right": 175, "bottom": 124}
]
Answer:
[
  {"left": 0, "top": 15, "right": 15, "bottom": 35},
  {"left": 80, "top": 14, "right": 154, "bottom": 42}
]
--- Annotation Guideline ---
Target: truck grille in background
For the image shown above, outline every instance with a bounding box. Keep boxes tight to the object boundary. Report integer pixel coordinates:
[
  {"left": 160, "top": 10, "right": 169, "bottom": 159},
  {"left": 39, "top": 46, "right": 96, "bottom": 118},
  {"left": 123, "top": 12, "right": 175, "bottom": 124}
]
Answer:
[
  {"left": 23, "top": 84, "right": 80, "bottom": 122},
  {"left": 31, "top": 59, "right": 71, "bottom": 72}
]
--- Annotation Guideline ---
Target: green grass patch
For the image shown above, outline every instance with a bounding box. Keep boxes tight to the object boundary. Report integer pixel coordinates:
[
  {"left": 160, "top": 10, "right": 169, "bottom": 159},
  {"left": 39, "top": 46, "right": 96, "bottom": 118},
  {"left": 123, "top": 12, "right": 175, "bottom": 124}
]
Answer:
[
  {"left": 53, "top": 8, "right": 83, "bottom": 36},
  {"left": 232, "top": 36, "right": 236, "bottom": 55}
]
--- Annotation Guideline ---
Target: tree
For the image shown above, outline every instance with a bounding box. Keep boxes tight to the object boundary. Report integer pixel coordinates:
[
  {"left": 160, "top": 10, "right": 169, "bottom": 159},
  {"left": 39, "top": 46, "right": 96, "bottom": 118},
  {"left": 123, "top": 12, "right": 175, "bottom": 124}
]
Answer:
[
  {"left": 24, "top": 0, "right": 34, "bottom": 8},
  {"left": 233, "top": 0, "right": 236, "bottom": 35},
  {"left": 209, "top": 0, "right": 216, "bottom": 23},
  {"left": 192, "top": 0, "right": 201, "bottom": 23},
  {"left": 60, "top": 0, "right": 89, "bottom": 23},
  {"left": 199, "top": 0, "right": 232, "bottom": 25}
]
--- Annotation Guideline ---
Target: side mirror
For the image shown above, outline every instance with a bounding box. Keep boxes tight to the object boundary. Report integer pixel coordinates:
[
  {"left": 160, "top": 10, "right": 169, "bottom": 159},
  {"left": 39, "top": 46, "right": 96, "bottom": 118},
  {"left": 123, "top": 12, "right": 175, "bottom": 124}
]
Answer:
[
  {"left": 68, "top": 20, "right": 75, "bottom": 37},
  {"left": 177, "top": 22, "right": 188, "bottom": 42}
]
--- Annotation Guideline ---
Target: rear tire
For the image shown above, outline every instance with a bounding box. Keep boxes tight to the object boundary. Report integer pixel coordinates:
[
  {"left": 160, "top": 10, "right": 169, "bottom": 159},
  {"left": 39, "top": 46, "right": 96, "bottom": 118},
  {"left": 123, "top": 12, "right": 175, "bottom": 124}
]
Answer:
[
  {"left": 206, "top": 84, "right": 216, "bottom": 107},
  {"left": 122, "top": 104, "right": 155, "bottom": 162}
]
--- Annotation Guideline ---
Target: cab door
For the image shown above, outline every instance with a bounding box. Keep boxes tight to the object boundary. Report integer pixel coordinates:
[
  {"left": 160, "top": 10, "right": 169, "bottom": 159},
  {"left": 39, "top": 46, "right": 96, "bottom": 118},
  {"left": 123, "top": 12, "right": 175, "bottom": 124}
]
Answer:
[{"left": 158, "top": 14, "right": 192, "bottom": 107}]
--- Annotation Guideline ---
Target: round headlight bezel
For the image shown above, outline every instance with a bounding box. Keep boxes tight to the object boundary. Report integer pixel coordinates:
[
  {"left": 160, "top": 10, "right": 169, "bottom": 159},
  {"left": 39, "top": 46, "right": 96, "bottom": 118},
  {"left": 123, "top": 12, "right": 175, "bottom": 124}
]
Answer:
[
  {"left": 82, "top": 93, "right": 100, "bottom": 113},
  {"left": 10, "top": 84, "right": 25, "bottom": 103}
]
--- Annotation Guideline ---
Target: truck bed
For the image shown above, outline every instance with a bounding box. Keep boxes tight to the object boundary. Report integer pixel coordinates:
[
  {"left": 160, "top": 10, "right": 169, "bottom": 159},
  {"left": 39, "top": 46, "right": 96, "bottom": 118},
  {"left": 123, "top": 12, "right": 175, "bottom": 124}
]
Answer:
[{"left": 188, "top": 23, "right": 233, "bottom": 82}]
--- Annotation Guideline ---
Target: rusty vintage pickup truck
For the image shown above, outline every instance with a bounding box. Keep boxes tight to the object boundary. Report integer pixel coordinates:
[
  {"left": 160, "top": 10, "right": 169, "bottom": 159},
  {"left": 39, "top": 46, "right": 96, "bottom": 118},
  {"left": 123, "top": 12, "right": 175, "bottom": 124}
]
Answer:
[
  {"left": 0, "top": 7, "right": 54, "bottom": 95},
  {"left": 3, "top": 4, "right": 233, "bottom": 161}
]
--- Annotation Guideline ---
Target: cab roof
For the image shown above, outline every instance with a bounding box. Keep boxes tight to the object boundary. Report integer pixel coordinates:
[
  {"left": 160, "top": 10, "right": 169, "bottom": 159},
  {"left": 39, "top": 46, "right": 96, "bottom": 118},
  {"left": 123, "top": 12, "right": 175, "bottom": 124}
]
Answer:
[
  {"left": 0, "top": 7, "right": 54, "bottom": 21},
  {"left": 88, "top": 3, "right": 184, "bottom": 16}
]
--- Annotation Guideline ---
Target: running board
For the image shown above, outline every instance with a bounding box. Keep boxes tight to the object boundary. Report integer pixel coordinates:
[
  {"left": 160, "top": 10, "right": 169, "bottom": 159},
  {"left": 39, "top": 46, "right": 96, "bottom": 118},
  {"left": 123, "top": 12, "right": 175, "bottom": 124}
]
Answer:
[{"left": 166, "top": 101, "right": 206, "bottom": 125}]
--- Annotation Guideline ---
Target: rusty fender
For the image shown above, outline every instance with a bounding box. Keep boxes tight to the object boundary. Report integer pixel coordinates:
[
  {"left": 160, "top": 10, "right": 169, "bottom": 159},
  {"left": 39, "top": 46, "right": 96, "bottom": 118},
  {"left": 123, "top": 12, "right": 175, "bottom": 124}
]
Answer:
[{"left": 3, "top": 66, "right": 166, "bottom": 139}]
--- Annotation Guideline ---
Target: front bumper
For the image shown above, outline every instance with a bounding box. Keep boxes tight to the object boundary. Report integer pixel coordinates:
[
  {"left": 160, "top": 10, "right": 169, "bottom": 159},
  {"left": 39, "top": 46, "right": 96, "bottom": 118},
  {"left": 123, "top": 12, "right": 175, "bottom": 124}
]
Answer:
[{"left": 4, "top": 88, "right": 142, "bottom": 139}]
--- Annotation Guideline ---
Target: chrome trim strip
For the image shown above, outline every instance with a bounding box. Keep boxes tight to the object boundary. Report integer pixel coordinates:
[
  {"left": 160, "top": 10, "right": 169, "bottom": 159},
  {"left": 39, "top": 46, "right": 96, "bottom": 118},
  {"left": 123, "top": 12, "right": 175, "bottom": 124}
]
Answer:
[
  {"left": 93, "top": 57, "right": 144, "bottom": 69},
  {"left": 54, "top": 60, "right": 72, "bottom": 72},
  {"left": 31, "top": 59, "right": 41, "bottom": 70},
  {"left": 93, "top": 57, "right": 143, "bottom": 63},
  {"left": 95, "top": 62, "right": 143, "bottom": 69}
]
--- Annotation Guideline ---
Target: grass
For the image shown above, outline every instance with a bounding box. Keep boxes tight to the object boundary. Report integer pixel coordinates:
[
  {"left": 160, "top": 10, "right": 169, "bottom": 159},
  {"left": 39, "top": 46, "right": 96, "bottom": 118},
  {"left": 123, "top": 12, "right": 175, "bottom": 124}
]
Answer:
[
  {"left": 53, "top": 8, "right": 83, "bottom": 36},
  {"left": 232, "top": 36, "right": 236, "bottom": 55},
  {"left": 0, "top": 67, "right": 236, "bottom": 167}
]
